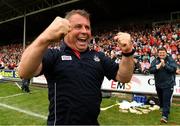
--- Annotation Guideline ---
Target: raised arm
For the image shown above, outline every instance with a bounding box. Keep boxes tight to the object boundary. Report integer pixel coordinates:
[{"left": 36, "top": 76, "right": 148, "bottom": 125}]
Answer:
[
  {"left": 18, "top": 17, "right": 71, "bottom": 79},
  {"left": 114, "top": 32, "right": 135, "bottom": 83}
]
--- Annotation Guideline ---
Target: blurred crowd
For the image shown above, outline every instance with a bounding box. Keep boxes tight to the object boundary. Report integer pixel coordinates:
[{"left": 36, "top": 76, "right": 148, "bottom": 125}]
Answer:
[
  {"left": 90, "top": 23, "right": 180, "bottom": 74},
  {"left": 0, "top": 22, "right": 180, "bottom": 74}
]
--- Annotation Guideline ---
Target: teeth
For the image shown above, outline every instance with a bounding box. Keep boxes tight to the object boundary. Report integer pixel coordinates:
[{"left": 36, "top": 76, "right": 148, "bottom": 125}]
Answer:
[
  {"left": 78, "top": 38, "right": 86, "bottom": 42},
  {"left": 79, "top": 37, "right": 87, "bottom": 39}
]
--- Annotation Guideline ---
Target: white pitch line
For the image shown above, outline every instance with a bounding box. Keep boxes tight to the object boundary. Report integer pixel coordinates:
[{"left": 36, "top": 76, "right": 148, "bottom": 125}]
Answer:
[
  {"left": 100, "top": 103, "right": 119, "bottom": 111},
  {"left": 0, "top": 93, "right": 25, "bottom": 99},
  {"left": 0, "top": 91, "right": 39, "bottom": 99},
  {"left": 14, "top": 82, "right": 22, "bottom": 89},
  {"left": 0, "top": 102, "right": 47, "bottom": 120}
]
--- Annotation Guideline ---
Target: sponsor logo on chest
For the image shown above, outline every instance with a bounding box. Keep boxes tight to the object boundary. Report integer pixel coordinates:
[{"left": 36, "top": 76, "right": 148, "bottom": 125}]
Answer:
[
  {"left": 94, "top": 55, "right": 100, "bottom": 62},
  {"left": 61, "top": 55, "right": 72, "bottom": 60}
]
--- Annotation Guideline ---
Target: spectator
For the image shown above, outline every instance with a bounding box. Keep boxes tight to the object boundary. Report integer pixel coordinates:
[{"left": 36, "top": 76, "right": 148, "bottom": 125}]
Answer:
[
  {"left": 0, "top": 60, "right": 5, "bottom": 69},
  {"left": 149, "top": 47, "right": 177, "bottom": 123},
  {"left": 133, "top": 57, "right": 142, "bottom": 74},
  {"left": 21, "top": 78, "right": 31, "bottom": 93},
  {"left": 140, "top": 58, "right": 150, "bottom": 75}
]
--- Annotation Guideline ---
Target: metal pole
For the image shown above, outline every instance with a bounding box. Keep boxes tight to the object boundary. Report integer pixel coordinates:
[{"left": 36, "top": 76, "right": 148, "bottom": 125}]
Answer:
[{"left": 23, "top": 14, "right": 26, "bottom": 50}]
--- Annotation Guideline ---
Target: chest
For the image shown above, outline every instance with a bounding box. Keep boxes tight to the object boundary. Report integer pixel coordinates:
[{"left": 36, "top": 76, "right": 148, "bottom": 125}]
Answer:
[{"left": 52, "top": 52, "right": 104, "bottom": 79}]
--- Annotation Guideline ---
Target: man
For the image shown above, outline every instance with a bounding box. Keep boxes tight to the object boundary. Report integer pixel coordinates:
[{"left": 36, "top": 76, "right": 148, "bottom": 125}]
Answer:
[
  {"left": 21, "top": 78, "right": 31, "bottom": 93},
  {"left": 149, "top": 47, "right": 177, "bottom": 123},
  {"left": 18, "top": 9, "right": 135, "bottom": 125}
]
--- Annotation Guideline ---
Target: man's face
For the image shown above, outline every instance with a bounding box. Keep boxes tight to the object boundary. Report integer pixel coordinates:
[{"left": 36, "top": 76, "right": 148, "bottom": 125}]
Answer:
[
  {"left": 158, "top": 50, "right": 167, "bottom": 59},
  {"left": 65, "top": 14, "right": 91, "bottom": 52}
]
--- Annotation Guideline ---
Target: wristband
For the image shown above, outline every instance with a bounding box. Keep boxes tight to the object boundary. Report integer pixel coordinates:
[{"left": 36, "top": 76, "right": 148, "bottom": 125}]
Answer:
[{"left": 122, "top": 48, "right": 136, "bottom": 57}]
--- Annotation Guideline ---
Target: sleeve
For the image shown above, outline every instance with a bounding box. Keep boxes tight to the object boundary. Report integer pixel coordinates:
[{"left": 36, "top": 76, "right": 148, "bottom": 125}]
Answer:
[
  {"left": 164, "top": 56, "right": 177, "bottom": 73},
  {"left": 39, "top": 48, "right": 59, "bottom": 75},
  {"left": 99, "top": 52, "right": 119, "bottom": 81}
]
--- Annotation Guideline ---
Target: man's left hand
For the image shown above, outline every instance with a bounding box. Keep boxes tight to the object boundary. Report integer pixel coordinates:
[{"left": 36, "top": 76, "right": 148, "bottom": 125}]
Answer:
[{"left": 114, "top": 32, "right": 133, "bottom": 53}]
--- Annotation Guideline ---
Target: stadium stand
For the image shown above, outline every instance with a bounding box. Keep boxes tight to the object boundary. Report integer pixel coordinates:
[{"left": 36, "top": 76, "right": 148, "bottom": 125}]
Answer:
[
  {"left": 0, "top": 0, "right": 180, "bottom": 41},
  {"left": 0, "top": 0, "right": 180, "bottom": 72}
]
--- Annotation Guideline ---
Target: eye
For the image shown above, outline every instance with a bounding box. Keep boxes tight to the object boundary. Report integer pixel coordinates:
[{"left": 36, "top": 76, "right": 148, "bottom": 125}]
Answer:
[
  {"left": 74, "top": 24, "right": 81, "bottom": 29},
  {"left": 85, "top": 25, "right": 90, "bottom": 31},
  {"left": 73, "top": 24, "right": 91, "bottom": 31}
]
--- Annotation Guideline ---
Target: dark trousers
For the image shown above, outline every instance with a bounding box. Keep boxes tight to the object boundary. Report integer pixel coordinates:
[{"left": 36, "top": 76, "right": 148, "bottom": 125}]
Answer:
[
  {"left": 22, "top": 79, "right": 30, "bottom": 93},
  {"left": 156, "top": 87, "right": 174, "bottom": 118}
]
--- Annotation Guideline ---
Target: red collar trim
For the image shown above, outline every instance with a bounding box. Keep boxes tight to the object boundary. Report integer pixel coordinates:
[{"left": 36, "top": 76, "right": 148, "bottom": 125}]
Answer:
[{"left": 72, "top": 49, "right": 80, "bottom": 59}]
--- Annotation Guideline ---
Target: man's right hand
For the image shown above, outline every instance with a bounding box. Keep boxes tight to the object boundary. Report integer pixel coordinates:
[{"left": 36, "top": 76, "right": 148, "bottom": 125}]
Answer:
[{"left": 41, "top": 16, "right": 71, "bottom": 43}]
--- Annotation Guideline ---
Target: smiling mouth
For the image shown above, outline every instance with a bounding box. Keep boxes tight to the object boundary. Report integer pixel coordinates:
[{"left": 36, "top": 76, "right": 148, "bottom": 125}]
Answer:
[{"left": 77, "top": 38, "right": 88, "bottom": 43}]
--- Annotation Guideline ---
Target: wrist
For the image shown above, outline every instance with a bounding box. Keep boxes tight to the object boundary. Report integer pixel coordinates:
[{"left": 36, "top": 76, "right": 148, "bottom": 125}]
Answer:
[
  {"left": 156, "top": 64, "right": 161, "bottom": 69},
  {"left": 122, "top": 48, "right": 136, "bottom": 57}
]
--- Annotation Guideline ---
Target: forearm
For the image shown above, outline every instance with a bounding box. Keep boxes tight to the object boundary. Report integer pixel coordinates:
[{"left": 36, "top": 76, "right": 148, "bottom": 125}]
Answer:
[
  {"left": 18, "top": 34, "right": 50, "bottom": 79},
  {"left": 116, "top": 56, "right": 134, "bottom": 83}
]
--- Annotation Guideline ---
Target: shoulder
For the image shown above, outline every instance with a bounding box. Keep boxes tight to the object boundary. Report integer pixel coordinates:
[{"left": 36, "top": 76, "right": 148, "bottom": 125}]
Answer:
[
  {"left": 166, "top": 55, "right": 174, "bottom": 61},
  {"left": 43, "top": 48, "right": 62, "bottom": 62},
  {"left": 45, "top": 48, "right": 61, "bottom": 55}
]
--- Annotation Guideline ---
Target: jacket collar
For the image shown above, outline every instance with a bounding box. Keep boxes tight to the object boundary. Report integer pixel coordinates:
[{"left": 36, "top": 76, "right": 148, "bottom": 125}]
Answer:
[{"left": 60, "top": 41, "right": 90, "bottom": 53}]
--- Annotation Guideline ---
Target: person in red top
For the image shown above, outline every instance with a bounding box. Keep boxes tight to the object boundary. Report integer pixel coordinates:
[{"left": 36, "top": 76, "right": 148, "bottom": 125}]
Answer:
[{"left": 18, "top": 9, "right": 135, "bottom": 125}]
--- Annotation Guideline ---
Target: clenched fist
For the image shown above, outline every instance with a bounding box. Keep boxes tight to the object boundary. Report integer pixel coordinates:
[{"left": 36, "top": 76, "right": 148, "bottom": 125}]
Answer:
[
  {"left": 42, "top": 16, "right": 71, "bottom": 43},
  {"left": 114, "top": 32, "right": 133, "bottom": 53}
]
